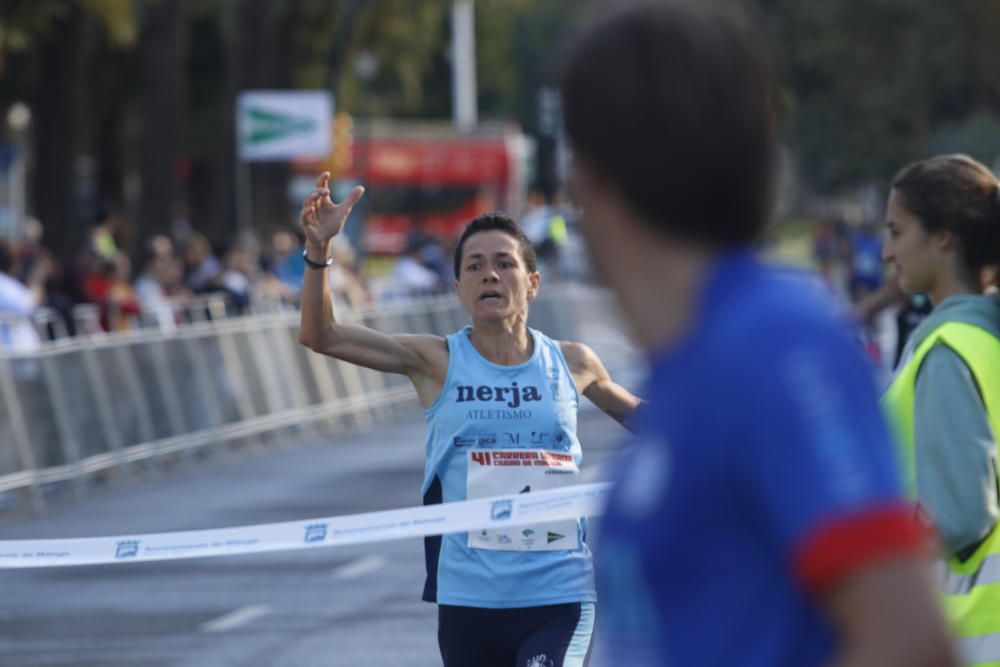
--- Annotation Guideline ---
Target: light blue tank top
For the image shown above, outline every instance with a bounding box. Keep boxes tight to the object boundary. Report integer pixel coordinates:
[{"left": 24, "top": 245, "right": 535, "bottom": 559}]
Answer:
[{"left": 420, "top": 326, "right": 596, "bottom": 608}]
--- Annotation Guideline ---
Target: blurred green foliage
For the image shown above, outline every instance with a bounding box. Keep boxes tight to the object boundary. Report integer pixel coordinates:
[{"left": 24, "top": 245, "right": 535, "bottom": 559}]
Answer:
[{"left": 755, "top": 0, "right": 1000, "bottom": 191}]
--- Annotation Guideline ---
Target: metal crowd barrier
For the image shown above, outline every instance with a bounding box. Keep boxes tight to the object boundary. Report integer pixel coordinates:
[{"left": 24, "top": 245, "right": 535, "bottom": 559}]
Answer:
[{"left": 0, "top": 285, "right": 641, "bottom": 509}]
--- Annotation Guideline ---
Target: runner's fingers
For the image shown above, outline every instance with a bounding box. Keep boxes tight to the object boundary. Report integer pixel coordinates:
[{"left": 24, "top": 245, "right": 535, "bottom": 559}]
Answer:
[
  {"left": 306, "top": 188, "right": 329, "bottom": 204},
  {"left": 341, "top": 185, "right": 365, "bottom": 210},
  {"left": 300, "top": 207, "right": 315, "bottom": 225}
]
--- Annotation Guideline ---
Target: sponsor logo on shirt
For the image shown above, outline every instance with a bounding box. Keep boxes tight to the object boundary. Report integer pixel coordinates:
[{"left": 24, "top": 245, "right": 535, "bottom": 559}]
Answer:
[
  {"left": 472, "top": 450, "right": 574, "bottom": 467},
  {"left": 554, "top": 432, "right": 568, "bottom": 450},
  {"left": 477, "top": 433, "right": 497, "bottom": 447},
  {"left": 453, "top": 436, "right": 476, "bottom": 449},
  {"left": 456, "top": 382, "right": 542, "bottom": 408}
]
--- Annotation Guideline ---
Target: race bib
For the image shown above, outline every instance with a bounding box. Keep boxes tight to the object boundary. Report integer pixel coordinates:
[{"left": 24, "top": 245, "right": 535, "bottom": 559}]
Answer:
[{"left": 466, "top": 449, "right": 581, "bottom": 551}]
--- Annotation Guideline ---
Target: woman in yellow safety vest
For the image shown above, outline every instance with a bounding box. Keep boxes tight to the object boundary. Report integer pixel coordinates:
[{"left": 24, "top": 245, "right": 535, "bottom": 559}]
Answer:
[{"left": 882, "top": 154, "right": 1000, "bottom": 666}]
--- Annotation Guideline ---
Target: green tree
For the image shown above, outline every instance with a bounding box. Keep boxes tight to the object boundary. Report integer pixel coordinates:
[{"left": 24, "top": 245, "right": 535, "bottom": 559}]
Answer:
[
  {"left": 755, "top": 0, "right": 1000, "bottom": 192},
  {"left": 0, "top": 0, "right": 136, "bottom": 257}
]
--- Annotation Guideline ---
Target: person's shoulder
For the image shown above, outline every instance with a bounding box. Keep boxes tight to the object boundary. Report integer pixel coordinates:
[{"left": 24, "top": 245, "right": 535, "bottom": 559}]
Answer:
[
  {"left": 729, "top": 264, "right": 850, "bottom": 339},
  {"left": 558, "top": 340, "right": 598, "bottom": 373},
  {"left": 708, "top": 264, "right": 866, "bottom": 386}
]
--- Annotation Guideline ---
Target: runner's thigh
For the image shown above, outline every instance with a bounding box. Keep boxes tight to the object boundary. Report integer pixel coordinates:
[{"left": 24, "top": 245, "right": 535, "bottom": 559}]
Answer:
[
  {"left": 438, "top": 605, "right": 514, "bottom": 667},
  {"left": 516, "top": 602, "right": 594, "bottom": 667}
]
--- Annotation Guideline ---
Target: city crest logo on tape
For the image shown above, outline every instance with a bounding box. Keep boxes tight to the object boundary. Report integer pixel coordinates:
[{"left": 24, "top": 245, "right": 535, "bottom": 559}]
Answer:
[
  {"left": 115, "top": 540, "right": 140, "bottom": 559},
  {"left": 304, "top": 523, "right": 328, "bottom": 543},
  {"left": 490, "top": 499, "right": 513, "bottom": 521}
]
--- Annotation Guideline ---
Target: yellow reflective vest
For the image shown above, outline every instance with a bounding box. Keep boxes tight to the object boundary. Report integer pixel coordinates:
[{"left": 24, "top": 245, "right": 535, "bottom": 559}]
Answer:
[{"left": 883, "top": 321, "right": 1000, "bottom": 667}]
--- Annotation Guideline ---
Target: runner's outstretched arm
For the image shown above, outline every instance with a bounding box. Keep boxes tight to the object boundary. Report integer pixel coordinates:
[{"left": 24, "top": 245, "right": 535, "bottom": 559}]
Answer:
[
  {"left": 298, "top": 172, "right": 443, "bottom": 378},
  {"left": 560, "top": 341, "right": 643, "bottom": 431}
]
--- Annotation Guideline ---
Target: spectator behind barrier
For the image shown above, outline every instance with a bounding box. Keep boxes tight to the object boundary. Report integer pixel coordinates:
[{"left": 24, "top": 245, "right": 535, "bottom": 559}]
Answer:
[
  {"left": 183, "top": 233, "right": 222, "bottom": 294},
  {"left": 268, "top": 229, "right": 306, "bottom": 300},
  {"left": 0, "top": 238, "right": 46, "bottom": 352}
]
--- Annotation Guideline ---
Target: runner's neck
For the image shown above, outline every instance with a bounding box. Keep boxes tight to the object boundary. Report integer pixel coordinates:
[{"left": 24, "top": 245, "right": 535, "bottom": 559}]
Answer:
[{"left": 467, "top": 323, "right": 533, "bottom": 366}]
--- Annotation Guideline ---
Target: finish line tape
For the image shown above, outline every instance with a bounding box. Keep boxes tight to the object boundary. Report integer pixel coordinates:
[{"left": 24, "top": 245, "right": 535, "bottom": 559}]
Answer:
[{"left": 0, "top": 483, "right": 611, "bottom": 569}]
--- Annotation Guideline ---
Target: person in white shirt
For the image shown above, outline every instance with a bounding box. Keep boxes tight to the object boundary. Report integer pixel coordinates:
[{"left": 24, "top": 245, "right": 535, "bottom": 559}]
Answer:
[{"left": 0, "top": 239, "right": 46, "bottom": 352}]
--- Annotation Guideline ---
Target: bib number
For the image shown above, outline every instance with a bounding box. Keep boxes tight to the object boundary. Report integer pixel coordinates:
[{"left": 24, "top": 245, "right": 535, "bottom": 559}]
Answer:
[{"left": 466, "top": 449, "right": 581, "bottom": 551}]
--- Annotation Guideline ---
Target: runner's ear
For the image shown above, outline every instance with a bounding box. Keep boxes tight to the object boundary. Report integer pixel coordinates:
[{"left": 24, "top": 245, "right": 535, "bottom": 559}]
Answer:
[{"left": 527, "top": 271, "right": 541, "bottom": 301}]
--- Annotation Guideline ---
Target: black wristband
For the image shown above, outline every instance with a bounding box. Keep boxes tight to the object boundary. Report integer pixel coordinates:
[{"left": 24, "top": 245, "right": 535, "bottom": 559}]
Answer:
[{"left": 302, "top": 249, "right": 333, "bottom": 269}]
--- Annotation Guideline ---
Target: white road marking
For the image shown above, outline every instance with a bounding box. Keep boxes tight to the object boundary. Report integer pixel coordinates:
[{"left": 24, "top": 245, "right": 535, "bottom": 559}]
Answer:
[
  {"left": 331, "top": 554, "right": 387, "bottom": 580},
  {"left": 199, "top": 605, "right": 270, "bottom": 633}
]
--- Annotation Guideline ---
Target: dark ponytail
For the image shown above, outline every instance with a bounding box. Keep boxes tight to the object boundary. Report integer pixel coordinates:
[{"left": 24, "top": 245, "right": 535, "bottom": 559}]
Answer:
[{"left": 891, "top": 154, "right": 1000, "bottom": 289}]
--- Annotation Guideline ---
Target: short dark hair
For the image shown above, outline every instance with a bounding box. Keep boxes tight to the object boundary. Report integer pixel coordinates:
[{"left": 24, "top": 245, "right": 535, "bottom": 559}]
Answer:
[
  {"left": 453, "top": 212, "right": 537, "bottom": 278},
  {"left": 892, "top": 154, "right": 1000, "bottom": 282},
  {"left": 0, "top": 239, "right": 12, "bottom": 275},
  {"left": 560, "top": 1, "right": 777, "bottom": 246}
]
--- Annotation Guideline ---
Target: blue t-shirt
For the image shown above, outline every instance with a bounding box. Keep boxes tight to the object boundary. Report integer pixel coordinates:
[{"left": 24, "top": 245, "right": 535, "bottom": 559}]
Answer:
[
  {"left": 850, "top": 230, "right": 884, "bottom": 292},
  {"left": 421, "top": 326, "right": 596, "bottom": 608},
  {"left": 595, "top": 251, "right": 906, "bottom": 666},
  {"left": 273, "top": 250, "right": 306, "bottom": 293}
]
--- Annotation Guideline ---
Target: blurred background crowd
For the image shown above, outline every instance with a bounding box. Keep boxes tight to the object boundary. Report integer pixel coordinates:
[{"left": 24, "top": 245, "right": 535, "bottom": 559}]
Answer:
[{"left": 0, "top": 184, "right": 583, "bottom": 340}]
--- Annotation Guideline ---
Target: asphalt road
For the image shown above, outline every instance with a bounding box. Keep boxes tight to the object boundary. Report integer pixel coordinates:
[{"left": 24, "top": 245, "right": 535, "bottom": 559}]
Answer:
[{"left": 0, "top": 408, "right": 632, "bottom": 667}]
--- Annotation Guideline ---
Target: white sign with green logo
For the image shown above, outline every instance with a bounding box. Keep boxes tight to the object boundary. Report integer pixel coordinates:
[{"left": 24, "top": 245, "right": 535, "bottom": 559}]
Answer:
[{"left": 237, "top": 91, "right": 332, "bottom": 161}]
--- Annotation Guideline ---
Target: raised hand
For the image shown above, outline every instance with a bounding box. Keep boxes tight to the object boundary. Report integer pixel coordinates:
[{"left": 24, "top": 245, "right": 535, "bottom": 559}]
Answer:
[{"left": 300, "top": 171, "right": 365, "bottom": 247}]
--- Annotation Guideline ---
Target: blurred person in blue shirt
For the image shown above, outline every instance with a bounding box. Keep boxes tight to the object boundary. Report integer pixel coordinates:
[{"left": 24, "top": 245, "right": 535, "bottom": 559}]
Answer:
[
  {"left": 559, "top": 2, "right": 954, "bottom": 666},
  {"left": 182, "top": 232, "right": 222, "bottom": 294},
  {"left": 390, "top": 230, "right": 444, "bottom": 299},
  {"left": 268, "top": 228, "right": 307, "bottom": 299},
  {"left": 850, "top": 220, "right": 885, "bottom": 300}
]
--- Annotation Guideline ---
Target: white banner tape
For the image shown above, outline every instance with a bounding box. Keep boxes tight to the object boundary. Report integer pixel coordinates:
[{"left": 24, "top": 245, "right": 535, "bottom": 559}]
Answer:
[{"left": 0, "top": 483, "right": 611, "bottom": 569}]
